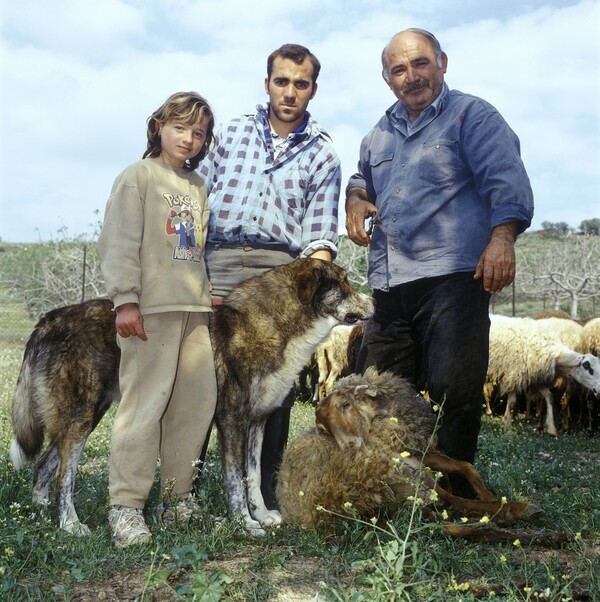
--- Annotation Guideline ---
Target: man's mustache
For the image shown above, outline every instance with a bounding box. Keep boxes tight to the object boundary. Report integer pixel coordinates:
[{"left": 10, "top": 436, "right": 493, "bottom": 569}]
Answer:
[{"left": 403, "top": 81, "right": 429, "bottom": 94}]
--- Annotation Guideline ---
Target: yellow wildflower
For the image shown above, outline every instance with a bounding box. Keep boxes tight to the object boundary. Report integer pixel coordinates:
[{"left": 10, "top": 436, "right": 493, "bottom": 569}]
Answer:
[
  {"left": 479, "top": 515, "right": 490, "bottom": 524},
  {"left": 400, "top": 451, "right": 411, "bottom": 458},
  {"left": 343, "top": 501, "right": 353, "bottom": 509},
  {"left": 513, "top": 539, "right": 521, "bottom": 547},
  {"left": 298, "top": 490, "right": 305, "bottom": 497}
]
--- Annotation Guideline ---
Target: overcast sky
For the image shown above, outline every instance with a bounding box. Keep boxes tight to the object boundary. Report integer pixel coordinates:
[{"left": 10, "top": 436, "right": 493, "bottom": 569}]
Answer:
[{"left": 1, "top": 0, "right": 598, "bottom": 243}]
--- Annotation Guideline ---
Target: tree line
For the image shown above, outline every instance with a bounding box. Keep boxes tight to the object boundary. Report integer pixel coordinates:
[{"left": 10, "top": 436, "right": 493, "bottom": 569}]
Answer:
[
  {"left": 540, "top": 218, "right": 600, "bottom": 236},
  {"left": 1, "top": 226, "right": 599, "bottom": 321}
]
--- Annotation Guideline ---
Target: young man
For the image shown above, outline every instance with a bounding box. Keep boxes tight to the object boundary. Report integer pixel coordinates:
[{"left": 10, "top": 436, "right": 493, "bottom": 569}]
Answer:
[
  {"left": 345, "top": 29, "right": 534, "bottom": 495},
  {"left": 199, "top": 43, "right": 341, "bottom": 508}
]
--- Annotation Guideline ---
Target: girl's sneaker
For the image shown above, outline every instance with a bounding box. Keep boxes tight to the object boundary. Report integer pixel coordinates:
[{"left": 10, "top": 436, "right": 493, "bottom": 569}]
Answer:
[
  {"left": 156, "top": 494, "right": 202, "bottom": 525},
  {"left": 108, "top": 505, "right": 152, "bottom": 548}
]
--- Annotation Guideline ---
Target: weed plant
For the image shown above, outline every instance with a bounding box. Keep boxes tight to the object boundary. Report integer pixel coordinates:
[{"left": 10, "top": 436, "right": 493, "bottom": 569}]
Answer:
[{"left": 0, "top": 305, "right": 599, "bottom": 600}]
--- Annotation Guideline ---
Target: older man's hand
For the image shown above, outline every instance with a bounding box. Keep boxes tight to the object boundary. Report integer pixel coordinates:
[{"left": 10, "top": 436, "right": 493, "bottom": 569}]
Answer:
[
  {"left": 474, "top": 222, "right": 518, "bottom": 293},
  {"left": 345, "top": 188, "right": 378, "bottom": 247}
]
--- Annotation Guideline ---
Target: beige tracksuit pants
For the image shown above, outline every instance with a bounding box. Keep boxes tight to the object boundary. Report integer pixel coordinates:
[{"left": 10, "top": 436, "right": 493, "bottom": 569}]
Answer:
[{"left": 109, "top": 311, "right": 217, "bottom": 509}]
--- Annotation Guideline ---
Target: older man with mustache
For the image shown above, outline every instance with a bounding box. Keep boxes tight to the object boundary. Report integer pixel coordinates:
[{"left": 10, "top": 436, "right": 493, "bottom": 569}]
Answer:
[{"left": 345, "top": 29, "right": 534, "bottom": 496}]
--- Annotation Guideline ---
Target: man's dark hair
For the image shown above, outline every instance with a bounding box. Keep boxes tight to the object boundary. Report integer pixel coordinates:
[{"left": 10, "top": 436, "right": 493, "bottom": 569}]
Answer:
[{"left": 267, "top": 43, "right": 321, "bottom": 84}]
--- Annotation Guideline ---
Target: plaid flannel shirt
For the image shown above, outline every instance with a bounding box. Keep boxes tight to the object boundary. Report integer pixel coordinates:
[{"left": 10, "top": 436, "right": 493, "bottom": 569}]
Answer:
[{"left": 199, "top": 104, "right": 340, "bottom": 257}]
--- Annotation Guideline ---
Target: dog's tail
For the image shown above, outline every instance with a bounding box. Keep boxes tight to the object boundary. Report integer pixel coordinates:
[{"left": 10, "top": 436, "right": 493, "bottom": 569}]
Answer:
[
  {"left": 10, "top": 354, "right": 45, "bottom": 469},
  {"left": 10, "top": 439, "right": 29, "bottom": 470}
]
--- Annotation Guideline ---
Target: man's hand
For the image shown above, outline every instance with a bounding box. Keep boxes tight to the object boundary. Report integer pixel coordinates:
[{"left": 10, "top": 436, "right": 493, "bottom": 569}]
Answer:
[
  {"left": 115, "top": 303, "right": 148, "bottom": 341},
  {"left": 345, "top": 188, "right": 378, "bottom": 247},
  {"left": 310, "top": 249, "right": 333, "bottom": 261},
  {"left": 474, "top": 222, "right": 518, "bottom": 293}
]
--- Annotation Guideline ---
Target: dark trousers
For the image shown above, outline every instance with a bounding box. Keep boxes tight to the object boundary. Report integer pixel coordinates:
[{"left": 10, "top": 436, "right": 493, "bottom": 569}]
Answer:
[
  {"left": 355, "top": 272, "right": 490, "bottom": 466},
  {"left": 260, "top": 389, "right": 295, "bottom": 509}
]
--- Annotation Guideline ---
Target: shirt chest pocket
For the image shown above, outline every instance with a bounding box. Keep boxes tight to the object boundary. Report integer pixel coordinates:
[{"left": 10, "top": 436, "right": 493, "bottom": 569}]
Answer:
[
  {"left": 369, "top": 150, "right": 395, "bottom": 195},
  {"left": 269, "top": 164, "right": 309, "bottom": 213},
  {"left": 418, "top": 139, "right": 460, "bottom": 186}
]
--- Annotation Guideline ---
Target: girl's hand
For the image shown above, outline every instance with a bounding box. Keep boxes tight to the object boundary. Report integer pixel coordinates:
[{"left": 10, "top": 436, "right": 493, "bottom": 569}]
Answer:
[{"left": 115, "top": 303, "right": 148, "bottom": 341}]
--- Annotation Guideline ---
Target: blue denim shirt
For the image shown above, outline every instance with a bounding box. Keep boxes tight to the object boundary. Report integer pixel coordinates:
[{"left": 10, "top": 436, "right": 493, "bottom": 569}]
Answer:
[{"left": 347, "top": 83, "right": 534, "bottom": 290}]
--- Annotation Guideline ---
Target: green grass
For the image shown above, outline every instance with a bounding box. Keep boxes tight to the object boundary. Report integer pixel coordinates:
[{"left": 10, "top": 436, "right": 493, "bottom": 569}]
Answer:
[{"left": 1, "top": 295, "right": 599, "bottom": 600}]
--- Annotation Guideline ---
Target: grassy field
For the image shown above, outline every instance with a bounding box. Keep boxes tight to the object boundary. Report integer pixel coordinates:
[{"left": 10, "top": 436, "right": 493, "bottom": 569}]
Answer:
[{"left": 1, "top": 296, "right": 599, "bottom": 600}]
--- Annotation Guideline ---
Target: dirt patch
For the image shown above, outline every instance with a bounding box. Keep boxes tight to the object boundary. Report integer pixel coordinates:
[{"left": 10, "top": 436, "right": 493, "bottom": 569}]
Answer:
[
  {"left": 527, "top": 543, "right": 600, "bottom": 567},
  {"left": 70, "top": 556, "right": 334, "bottom": 601}
]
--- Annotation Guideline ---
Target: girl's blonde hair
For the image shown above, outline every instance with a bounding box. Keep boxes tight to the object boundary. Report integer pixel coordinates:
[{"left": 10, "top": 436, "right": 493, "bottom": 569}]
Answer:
[{"left": 143, "top": 91, "right": 215, "bottom": 171}]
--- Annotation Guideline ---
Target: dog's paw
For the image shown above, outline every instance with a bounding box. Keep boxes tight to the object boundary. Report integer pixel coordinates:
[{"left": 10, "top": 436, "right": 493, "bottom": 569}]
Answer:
[
  {"left": 32, "top": 493, "right": 50, "bottom": 506},
  {"left": 263, "top": 510, "right": 283, "bottom": 527},
  {"left": 244, "top": 517, "right": 266, "bottom": 537},
  {"left": 60, "top": 518, "right": 91, "bottom": 536},
  {"left": 247, "top": 525, "right": 267, "bottom": 537},
  {"left": 253, "top": 509, "right": 283, "bottom": 528}
]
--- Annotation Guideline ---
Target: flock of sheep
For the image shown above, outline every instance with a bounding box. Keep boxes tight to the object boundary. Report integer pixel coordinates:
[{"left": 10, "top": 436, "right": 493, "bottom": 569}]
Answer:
[
  {"left": 305, "top": 312, "right": 600, "bottom": 438},
  {"left": 487, "top": 312, "right": 600, "bottom": 436}
]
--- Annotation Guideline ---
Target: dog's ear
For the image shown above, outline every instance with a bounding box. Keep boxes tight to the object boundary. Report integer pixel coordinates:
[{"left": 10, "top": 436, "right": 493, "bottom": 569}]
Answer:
[{"left": 295, "top": 267, "right": 319, "bottom": 305}]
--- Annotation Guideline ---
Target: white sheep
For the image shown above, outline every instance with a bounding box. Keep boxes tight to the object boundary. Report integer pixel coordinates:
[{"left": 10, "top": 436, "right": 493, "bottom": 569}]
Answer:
[
  {"left": 534, "top": 317, "right": 583, "bottom": 351},
  {"left": 578, "top": 317, "right": 600, "bottom": 432},
  {"left": 528, "top": 316, "right": 584, "bottom": 431},
  {"left": 487, "top": 314, "right": 600, "bottom": 436},
  {"left": 580, "top": 317, "right": 600, "bottom": 356}
]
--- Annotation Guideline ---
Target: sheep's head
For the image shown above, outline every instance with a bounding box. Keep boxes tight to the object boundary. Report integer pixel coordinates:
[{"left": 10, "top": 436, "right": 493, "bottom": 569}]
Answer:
[
  {"left": 315, "top": 383, "right": 382, "bottom": 450},
  {"left": 565, "top": 352, "right": 600, "bottom": 397},
  {"left": 578, "top": 354, "right": 600, "bottom": 397}
]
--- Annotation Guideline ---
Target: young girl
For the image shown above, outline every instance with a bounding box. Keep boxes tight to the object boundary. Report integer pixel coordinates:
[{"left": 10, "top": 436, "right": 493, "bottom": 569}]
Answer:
[{"left": 98, "top": 92, "right": 217, "bottom": 548}]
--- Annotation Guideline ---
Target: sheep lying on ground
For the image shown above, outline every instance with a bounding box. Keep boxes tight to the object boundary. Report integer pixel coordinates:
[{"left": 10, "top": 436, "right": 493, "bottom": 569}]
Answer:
[
  {"left": 277, "top": 368, "right": 543, "bottom": 539},
  {"left": 488, "top": 314, "right": 600, "bottom": 436}
]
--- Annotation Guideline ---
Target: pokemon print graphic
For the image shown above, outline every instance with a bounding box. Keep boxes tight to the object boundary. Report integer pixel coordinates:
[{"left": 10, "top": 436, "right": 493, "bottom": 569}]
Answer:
[{"left": 165, "top": 195, "right": 203, "bottom": 262}]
